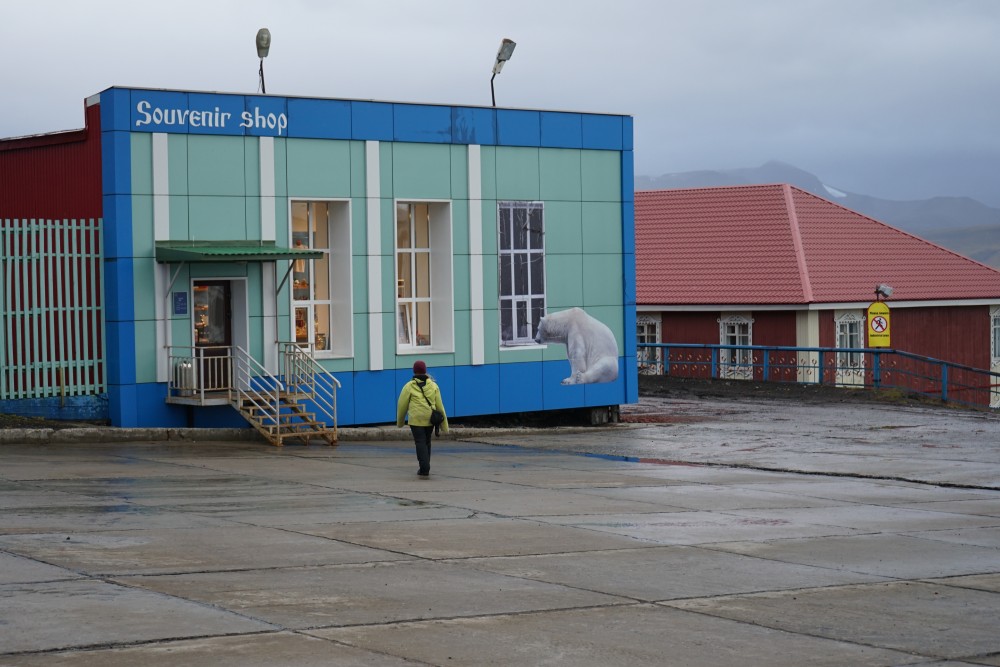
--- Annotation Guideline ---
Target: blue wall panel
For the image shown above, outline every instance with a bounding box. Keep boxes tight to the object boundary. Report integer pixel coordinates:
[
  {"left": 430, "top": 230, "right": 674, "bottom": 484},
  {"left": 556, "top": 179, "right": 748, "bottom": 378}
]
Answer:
[
  {"left": 542, "top": 362, "right": 585, "bottom": 409},
  {"left": 331, "top": 372, "right": 355, "bottom": 427},
  {"left": 623, "top": 116, "right": 634, "bottom": 151},
  {"left": 351, "top": 102, "right": 393, "bottom": 141},
  {"left": 540, "top": 112, "right": 582, "bottom": 149},
  {"left": 354, "top": 370, "right": 396, "bottom": 424},
  {"left": 624, "top": 356, "right": 639, "bottom": 403},
  {"left": 192, "top": 405, "right": 252, "bottom": 428},
  {"left": 102, "top": 194, "right": 133, "bottom": 259},
  {"left": 497, "top": 110, "right": 540, "bottom": 147},
  {"left": 582, "top": 114, "right": 623, "bottom": 151},
  {"left": 188, "top": 93, "right": 246, "bottom": 136},
  {"left": 623, "top": 251, "right": 636, "bottom": 306},
  {"left": 583, "top": 360, "right": 627, "bottom": 406},
  {"left": 287, "top": 98, "right": 351, "bottom": 139},
  {"left": 101, "top": 132, "right": 131, "bottom": 198},
  {"left": 107, "top": 383, "right": 138, "bottom": 427},
  {"left": 104, "top": 320, "right": 136, "bottom": 385},
  {"left": 99, "top": 88, "right": 131, "bottom": 132},
  {"left": 454, "top": 364, "right": 500, "bottom": 415},
  {"left": 498, "top": 362, "right": 544, "bottom": 412},
  {"left": 394, "top": 105, "right": 452, "bottom": 144},
  {"left": 130, "top": 89, "right": 189, "bottom": 133},
  {"left": 244, "top": 96, "right": 289, "bottom": 137},
  {"left": 452, "top": 107, "right": 496, "bottom": 145},
  {"left": 102, "top": 258, "right": 135, "bottom": 323},
  {"left": 621, "top": 150, "right": 634, "bottom": 203},
  {"left": 133, "top": 383, "right": 187, "bottom": 427}
]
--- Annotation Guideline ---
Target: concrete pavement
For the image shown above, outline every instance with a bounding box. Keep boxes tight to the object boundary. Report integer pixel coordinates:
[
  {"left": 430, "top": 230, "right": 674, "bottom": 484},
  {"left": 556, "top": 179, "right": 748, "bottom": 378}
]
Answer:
[{"left": 1, "top": 395, "right": 999, "bottom": 665}]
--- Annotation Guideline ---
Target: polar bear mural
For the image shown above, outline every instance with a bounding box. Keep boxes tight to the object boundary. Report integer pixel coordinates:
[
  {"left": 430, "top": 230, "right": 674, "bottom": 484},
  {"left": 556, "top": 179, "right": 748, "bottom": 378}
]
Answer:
[{"left": 533, "top": 307, "right": 619, "bottom": 384}]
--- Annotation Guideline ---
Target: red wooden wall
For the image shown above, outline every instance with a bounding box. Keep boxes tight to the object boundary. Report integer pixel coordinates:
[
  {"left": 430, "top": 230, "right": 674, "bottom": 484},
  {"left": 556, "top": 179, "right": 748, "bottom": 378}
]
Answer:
[{"left": 0, "top": 102, "right": 102, "bottom": 219}]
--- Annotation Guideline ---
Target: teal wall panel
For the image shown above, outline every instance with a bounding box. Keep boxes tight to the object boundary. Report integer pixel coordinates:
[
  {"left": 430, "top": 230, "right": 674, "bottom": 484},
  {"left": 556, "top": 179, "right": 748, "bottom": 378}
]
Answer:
[
  {"left": 243, "top": 137, "right": 261, "bottom": 197},
  {"left": 286, "top": 138, "right": 352, "bottom": 198},
  {"left": 350, "top": 141, "right": 366, "bottom": 198},
  {"left": 479, "top": 200, "right": 498, "bottom": 255},
  {"left": 495, "top": 147, "right": 539, "bottom": 200},
  {"left": 168, "top": 194, "right": 190, "bottom": 241},
  {"left": 545, "top": 201, "right": 583, "bottom": 255},
  {"left": 188, "top": 196, "right": 249, "bottom": 240},
  {"left": 452, "top": 200, "right": 470, "bottom": 261},
  {"left": 131, "top": 257, "right": 157, "bottom": 320},
  {"left": 582, "top": 202, "right": 623, "bottom": 255},
  {"left": 581, "top": 150, "right": 621, "bottom": 203},
  {"left": 167, "top": 135, "right": 189, "bottom": 196},
  {"left": 482, "top": 309, "right": 500, "bottom": 364},
  {"left": 133, "top": 319, "right": 157, "bottom": 382},
  {"left": 545, "top": 254, "right": 584, "bottom": 308},
  {"left": 130, "top": 134, "right": 152, "bottom": 195},
  {"left": 392, "top": 143, "right": 452, "bottom": 200},
  {"left": 130, "top": 195, "right": 153, "bottom": 256},
  {"left": 479, "top": 146, "right": 497, "bottom": 201},
  {"left": 273, "top": 138, "right": 287, "bottom": 197},
  {"left": 539, "top": 148, "right": 582, "bottom": 201},
  {"left": 450, "top": 144, "right": 469, "bottom": 200},
  {"left": 453, "top": 254, "right": 470, "bottom": 310},
  {"left": 582, "top": 253, "right": 624, "bottom": 307},
  {"left": 188, "top": 135, "right": 245, "bottom": 197}
]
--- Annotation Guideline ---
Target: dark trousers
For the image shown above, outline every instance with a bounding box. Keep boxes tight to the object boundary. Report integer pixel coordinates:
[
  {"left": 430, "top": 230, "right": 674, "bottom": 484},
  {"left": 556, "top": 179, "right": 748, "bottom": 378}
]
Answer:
[{"left": 410, "top": 425, "right": 433, "bottom": 475}]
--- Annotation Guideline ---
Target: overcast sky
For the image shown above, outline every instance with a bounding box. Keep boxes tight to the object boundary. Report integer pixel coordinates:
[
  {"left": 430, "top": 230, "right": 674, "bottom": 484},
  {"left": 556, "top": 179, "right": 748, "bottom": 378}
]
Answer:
[{"left": 6, "top": 0, "right": 1000, "bottom": 206}]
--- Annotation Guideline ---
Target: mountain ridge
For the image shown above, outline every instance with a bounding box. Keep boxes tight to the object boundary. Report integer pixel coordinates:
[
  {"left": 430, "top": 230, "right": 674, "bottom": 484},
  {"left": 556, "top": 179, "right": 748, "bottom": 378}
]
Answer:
[{"left": 636, "top": 162, "right": 1000, "bottom": 268}]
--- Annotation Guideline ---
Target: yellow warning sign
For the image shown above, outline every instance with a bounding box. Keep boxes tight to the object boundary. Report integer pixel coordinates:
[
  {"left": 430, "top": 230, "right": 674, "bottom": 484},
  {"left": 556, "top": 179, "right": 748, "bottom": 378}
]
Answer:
[{"left": 867, "top": 302, "right": 890, "bottom": 348}]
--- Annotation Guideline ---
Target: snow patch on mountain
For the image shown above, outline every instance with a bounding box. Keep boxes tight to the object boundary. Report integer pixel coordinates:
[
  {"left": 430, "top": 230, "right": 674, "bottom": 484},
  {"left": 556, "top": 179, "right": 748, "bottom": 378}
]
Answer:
[{"left": 824, "top": 184, "right": 847, "bottom": 198}]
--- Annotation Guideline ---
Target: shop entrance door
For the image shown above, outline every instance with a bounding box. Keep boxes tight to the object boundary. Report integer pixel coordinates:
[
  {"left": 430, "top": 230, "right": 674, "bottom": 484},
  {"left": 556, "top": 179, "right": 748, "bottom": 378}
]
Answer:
[{"left": 193, "top": 280, "right": 232, "bottom": 390}]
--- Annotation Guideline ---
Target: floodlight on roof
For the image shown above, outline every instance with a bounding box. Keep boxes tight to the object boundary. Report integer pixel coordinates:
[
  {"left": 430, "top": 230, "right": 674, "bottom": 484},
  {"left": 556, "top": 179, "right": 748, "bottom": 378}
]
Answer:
[
  {"left": 490, "top": 38, "right": 516, "bottom": 107},
  {"left": 875, "top": 284, "right": 894, "bottom": 300},
  {"left": 256, "top": 28, "right": 271, "bottom": 94}
]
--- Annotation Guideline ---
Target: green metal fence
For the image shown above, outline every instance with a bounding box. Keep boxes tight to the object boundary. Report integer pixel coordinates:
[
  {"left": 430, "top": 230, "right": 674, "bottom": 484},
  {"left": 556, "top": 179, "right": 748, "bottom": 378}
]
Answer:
[{"left": 0, "top": 218, "right": 105, "bottom": 400}]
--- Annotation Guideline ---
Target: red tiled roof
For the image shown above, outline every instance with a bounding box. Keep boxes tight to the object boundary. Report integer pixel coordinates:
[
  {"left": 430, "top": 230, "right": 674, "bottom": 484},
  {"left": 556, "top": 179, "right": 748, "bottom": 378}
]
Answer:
[{"left": 635, "top": 184, "right": 1000, "bottom": 305}]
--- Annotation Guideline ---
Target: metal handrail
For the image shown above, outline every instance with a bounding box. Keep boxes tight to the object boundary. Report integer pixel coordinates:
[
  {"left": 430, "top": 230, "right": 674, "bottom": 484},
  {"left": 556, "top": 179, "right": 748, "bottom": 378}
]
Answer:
[
  {"left": 638, "top": 343, "right": 1000, "bottom": 410},
  {"left": 279, "top": 342, "right": 340, "bottom": 432},
  {"left": 232, "top": 345, "right": 284, "bottom": 423}
]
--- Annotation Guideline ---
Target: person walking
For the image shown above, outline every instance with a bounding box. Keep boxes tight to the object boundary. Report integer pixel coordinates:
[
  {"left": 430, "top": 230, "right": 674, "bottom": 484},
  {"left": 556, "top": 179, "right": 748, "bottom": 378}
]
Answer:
[{"left": 396, "top": 360, "right": 448, "bottom": 478}]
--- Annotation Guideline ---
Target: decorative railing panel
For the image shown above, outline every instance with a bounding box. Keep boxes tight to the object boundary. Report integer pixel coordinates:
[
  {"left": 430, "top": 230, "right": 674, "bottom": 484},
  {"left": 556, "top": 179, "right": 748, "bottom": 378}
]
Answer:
[
  {"left": 639, "top": 344, "right": 1000, "bottom": 409},
  {"left": 0, "top": 218, "right": 105, "bottom": 400}
]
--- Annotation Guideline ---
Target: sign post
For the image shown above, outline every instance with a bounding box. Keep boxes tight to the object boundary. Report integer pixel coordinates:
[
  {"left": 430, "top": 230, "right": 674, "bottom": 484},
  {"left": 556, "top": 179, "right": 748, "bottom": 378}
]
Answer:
[{"left": 867, "top": 301, "right": 890, "bottom": 348}]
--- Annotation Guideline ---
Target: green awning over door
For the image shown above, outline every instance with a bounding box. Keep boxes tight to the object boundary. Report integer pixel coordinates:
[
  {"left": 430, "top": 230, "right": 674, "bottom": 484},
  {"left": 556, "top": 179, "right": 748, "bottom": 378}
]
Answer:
[{"left": 155, "top": 241, "right": 324, "bottom": 263}]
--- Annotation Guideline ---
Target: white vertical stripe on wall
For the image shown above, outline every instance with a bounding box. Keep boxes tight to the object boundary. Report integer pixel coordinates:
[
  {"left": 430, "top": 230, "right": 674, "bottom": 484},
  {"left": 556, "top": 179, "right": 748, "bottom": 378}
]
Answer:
[
  {"left": 366, "top": 141, "right": 384, "bottom": 371},
  {"left": 260, "top": 137, "right": 278, "bottom": 372},
  {"left": 152, "top": 133, "right": 170, "bottom": 382},
  {"left": 468, "top": 144, "right": 485, "bottom": 365}
]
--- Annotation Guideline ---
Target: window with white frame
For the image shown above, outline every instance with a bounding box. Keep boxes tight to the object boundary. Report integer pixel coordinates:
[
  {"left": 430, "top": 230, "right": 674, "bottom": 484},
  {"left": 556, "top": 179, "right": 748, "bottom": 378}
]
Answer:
[
  {"left": 637, "top": 314, "right": 661, "bottom": 374},
  {"left": 835, "top": 311, "right": 864, "bottom": 371},
  {"left": 719, "top": 313, "right": 753, "bottom": 378},
  {"left": 290, "top": 200, "right": 352, "bottom": 356},
  {"left": 395, "top": 201, "right": 453, "bottom": 351},
  {"left": 498, "top": 201, "right": 545, "bottom": 346}
]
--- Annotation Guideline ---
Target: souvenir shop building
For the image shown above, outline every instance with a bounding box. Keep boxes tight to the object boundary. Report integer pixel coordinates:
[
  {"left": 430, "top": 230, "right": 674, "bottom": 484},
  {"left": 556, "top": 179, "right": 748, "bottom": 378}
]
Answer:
[{"left": 0, "top": 87, "right": 636, "bottom": 431}]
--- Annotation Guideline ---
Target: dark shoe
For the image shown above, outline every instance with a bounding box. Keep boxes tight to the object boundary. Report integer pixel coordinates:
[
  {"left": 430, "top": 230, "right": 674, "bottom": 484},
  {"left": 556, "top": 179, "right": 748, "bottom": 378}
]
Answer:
[{"left": 417, "top": 471, "right": 429, "bottom": 478}]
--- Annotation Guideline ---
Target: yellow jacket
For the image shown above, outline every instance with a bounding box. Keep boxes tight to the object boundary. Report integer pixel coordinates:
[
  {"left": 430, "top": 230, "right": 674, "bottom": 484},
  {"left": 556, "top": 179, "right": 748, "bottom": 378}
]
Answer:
[{"left": 396, "top": 376, "right": 449, "bottom": 431}]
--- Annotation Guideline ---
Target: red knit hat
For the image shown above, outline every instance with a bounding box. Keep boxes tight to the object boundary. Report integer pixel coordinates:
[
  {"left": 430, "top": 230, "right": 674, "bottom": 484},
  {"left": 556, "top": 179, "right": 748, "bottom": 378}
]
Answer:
[{"left": 412, "top": 360, "right": 427, "bottom": 375}]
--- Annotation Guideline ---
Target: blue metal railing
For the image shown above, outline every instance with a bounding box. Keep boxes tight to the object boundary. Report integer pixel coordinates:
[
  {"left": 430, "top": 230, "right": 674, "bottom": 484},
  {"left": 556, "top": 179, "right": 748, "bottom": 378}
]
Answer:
[{"left": 637, "top": 343, "right": 1000, "bottom": 410}]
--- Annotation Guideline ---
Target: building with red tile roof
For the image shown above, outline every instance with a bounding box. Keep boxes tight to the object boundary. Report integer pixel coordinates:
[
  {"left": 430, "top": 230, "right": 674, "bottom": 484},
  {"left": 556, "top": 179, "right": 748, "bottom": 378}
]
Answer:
[{"left": 635, "top": 184, "right": 1000, "bottom": 404}]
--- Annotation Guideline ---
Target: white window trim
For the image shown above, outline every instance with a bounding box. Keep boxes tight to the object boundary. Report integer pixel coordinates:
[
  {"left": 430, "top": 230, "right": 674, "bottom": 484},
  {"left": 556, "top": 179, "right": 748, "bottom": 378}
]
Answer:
[
  {"left": 835, "top": 309, "right": 865, "bottom": 386},
  {"left": 498, "top": 200, "right": 546, "bottom": 347},
  {"left": 990, "top": 305, "right": 1000, "bottom": 364},
  {"left": 394, "top": 199, "right": 454, "bottom": 355},
  {"left": 718, "top": 313, "right": 753, "bottom": 379},
  {"left": 637, "top": 314, "right": 662, "bottom": 374},
  {"left": 287, "top": 198, "right": 353, "bottom": 359}
]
